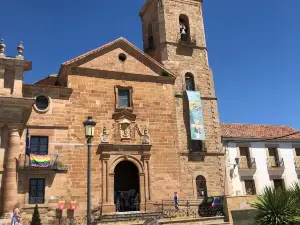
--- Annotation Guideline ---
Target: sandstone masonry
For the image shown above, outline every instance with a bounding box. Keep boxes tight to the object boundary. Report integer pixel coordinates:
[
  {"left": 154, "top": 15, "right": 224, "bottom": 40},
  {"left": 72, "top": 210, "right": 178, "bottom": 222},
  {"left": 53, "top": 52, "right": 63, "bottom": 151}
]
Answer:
[{"left": 0, "top": 0, "right": 225, "bottom": 222}]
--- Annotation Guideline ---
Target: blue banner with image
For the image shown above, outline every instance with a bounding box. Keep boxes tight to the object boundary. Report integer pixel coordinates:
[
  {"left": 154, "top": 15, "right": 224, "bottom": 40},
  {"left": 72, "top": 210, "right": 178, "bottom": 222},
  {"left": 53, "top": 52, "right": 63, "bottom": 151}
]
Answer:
[{"left": 186, "top": 91, "right": 205, "bottom": 140}]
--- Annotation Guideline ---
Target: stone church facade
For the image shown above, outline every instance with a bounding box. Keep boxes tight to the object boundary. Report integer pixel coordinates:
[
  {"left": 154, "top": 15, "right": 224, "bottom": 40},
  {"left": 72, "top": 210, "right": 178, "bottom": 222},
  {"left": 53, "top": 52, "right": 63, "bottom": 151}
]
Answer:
[{"left": 0, "top": 0, "right": 224, "bottom": 218}]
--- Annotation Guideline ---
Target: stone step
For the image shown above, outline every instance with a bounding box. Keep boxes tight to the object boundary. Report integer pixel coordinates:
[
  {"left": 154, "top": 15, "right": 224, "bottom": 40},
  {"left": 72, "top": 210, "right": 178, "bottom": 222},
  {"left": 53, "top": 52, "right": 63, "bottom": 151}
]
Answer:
[
  {"left": 97, "top": 216, "right": 228, "bottom": 225},
  {"left": 98, "top": 211, "right": 163, "bottom": 223}
]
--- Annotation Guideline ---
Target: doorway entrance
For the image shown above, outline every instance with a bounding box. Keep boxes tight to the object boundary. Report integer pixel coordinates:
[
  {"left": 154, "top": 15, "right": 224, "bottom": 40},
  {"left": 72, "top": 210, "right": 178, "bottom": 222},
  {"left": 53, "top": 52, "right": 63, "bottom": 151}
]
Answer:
[{"left": 114, "top": 161, "right": 140, "bottom": 212}]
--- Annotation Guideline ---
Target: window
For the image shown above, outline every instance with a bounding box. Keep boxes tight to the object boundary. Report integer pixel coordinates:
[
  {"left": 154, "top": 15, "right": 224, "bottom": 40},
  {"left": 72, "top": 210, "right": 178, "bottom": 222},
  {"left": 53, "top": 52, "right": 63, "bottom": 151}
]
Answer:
[
  {"left": 30, "top": 136, "right": 48, "bottom": 155},
  {"left": 239, "top": 147, "right": 250, "bottom": 168},
  {"left": 268, "top": 148, "right": 279, "bottom": 167},
  {"left": 273, "top": 179, "right": 285, "bottom": 191},
  {"left": 245, "top": 180, "right": 256, "bottom": 195},
  {"left": 119, "top": 89, "right": 130, "bottom": 107},
  {"left": 190, "top": 140, "right": 203, "bottom": 152},
  {"left": 29, "top": 178, "right": 45, "bottom": 204},
  {"left": 35, "top": 95, "right": 49, "bottom": 111},
  {"left": 295, "top": 148, "right": 300, "bottom": 168},
  {"left": 116, "top": 86, "right": 133, "bottom": 109},
  {"left": 179, "top": 14, "right": 190, "bottom": 42},
  {"left": 185, "top": 73, "right": 195, "bottom": 91},
  {"left": 196, "top": 175, "right": 207, "bottom": 198},
  {"left": 118, "top": 53, "right": 127, "bottom": 62},
  {"left": 147, "top": 24, "right": 154, "bottom": 49}
]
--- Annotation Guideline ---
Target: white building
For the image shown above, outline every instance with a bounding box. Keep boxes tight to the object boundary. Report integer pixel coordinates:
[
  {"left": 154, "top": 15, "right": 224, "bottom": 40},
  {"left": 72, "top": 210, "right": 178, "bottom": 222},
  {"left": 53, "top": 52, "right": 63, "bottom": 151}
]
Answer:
[{"left": 222, "top": 123, "right": 300, "bottom": 196}]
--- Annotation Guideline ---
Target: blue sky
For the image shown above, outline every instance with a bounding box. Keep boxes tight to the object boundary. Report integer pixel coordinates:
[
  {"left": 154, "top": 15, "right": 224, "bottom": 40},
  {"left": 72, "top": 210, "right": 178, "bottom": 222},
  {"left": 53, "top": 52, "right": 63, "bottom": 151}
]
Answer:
[{"left": 1, "top": 0, "right": 300, "bottom": 129}]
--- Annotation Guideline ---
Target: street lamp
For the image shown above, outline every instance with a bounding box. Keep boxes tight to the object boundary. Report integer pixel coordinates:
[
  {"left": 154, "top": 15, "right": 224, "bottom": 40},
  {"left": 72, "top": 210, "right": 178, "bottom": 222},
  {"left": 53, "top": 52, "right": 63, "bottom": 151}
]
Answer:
[{"left": 83, "top": 116, "right": 96, "bottom": 224}]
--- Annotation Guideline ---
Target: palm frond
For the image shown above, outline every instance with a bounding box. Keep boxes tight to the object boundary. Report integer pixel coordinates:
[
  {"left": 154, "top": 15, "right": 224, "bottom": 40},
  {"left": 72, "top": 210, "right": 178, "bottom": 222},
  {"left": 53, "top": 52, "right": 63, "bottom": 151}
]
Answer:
[{"left": 251, "top": 186, "right": 300, "bottom": 225}]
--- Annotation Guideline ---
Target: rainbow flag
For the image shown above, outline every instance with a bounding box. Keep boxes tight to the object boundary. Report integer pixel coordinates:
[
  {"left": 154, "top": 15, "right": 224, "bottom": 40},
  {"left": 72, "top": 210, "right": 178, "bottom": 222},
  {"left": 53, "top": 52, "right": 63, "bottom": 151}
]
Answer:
[{"left": 30, "top": 154, "right": 51, "bottom": 168}]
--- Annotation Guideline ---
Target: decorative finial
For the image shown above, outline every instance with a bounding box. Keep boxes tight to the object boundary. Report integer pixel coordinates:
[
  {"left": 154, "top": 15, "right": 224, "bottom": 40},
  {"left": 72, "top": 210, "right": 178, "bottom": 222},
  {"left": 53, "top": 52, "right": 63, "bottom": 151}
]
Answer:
[
  {"left": 16, "top": 41, "right": 24, "bottom": 59},
  {"left": 0, "top": 39, "right": 6, "bottom": 58}
]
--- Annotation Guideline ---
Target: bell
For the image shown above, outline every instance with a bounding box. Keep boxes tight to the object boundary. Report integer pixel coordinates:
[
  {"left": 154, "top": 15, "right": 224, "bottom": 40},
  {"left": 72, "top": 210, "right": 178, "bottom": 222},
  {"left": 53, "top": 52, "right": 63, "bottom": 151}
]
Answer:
[{"left": 181, "top": 28, "right": 186, "bottom": 34}]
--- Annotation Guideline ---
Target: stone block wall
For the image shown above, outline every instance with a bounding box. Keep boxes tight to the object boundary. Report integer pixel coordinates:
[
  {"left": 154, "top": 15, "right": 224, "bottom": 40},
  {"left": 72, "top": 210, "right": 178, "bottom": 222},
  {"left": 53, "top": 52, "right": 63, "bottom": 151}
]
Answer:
[{"left": 224, "top": 195, "right": 257, "bottom": 224}]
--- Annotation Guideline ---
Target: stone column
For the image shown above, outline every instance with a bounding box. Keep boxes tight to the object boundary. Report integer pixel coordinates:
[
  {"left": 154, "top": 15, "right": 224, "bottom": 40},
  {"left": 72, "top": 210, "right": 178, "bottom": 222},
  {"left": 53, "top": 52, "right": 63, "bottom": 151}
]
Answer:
[
  {"left": 12, "top": 66, "right": 24, "bottom": 97},
  {"left": 0, "top": 65, "right": 5, "bottom": 90},
  {"left": 0, "top": 123, "right": 3, "bottom": 147},
  {"left": 0, "top": 123, "right": 4, "bottom": 167},
  {"left": 3, "top": 125, "right": 21, "bottom": 213},
  {"left": 102, "top": 159, "right": 108, "bottom": 203},
  {"left": 145, "top": 160, "right": 151, "bottom": 200},
  {"left": 139, "top": 172, "right": 145, "bottom": 211},
  {"left": 107, "top": 173, "right": 114, "bottom": 204}
]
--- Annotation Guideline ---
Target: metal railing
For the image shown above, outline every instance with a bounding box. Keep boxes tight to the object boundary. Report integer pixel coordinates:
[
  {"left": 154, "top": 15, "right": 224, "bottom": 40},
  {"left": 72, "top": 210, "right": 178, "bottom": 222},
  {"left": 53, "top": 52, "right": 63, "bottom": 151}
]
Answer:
[
  {"left": 95, "top": 199, "right": 205, "bottom": 222},
  {"left": 18, "top": 154, "right": 68, "bottom": 171},
  {"left": 267, "top": 157, "right": 284, "bottom": 168},
  {"left": 177, "top": 33, "right": 197, "bottom": 45},
  {"left": 28, "top": 197, "right": 45, "bottom": 204},
  {"left": 153, "top": 199, "right": 203, "bottom": 218},
  {"left": 238, "top": 157, "right": 256, "bottom": 169}
]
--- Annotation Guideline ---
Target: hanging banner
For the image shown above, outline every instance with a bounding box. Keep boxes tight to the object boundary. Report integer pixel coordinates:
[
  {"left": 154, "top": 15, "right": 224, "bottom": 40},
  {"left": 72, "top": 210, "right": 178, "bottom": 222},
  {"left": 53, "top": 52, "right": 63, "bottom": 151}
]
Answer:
[{"left": 186, "top": 91, "right": 205, "bottom": 140}]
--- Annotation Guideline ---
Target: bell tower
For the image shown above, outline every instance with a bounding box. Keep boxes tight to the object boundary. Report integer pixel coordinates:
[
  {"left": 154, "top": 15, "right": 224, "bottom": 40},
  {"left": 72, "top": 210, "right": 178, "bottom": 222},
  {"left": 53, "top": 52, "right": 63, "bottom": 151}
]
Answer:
[
  {"left": 140, "top": 0, "right": 207, "bottom": 63},
  {"left": 140, "top": 0, "right": 224, "bottom": 197}
]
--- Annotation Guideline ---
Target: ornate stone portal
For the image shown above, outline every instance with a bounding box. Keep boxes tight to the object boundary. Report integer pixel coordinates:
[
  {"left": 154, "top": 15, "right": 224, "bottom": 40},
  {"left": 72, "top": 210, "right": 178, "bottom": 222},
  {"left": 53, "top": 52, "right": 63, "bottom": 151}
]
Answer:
[{"left": 98, "top": 109, "right": 152, "bottom": 212}]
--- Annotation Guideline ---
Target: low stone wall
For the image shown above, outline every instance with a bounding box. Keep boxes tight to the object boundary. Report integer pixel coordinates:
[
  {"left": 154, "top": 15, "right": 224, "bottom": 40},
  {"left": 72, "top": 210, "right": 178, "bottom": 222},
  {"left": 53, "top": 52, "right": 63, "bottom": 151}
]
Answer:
[{"left": 224, "top": 195, "right": 257, "bottom": 225}]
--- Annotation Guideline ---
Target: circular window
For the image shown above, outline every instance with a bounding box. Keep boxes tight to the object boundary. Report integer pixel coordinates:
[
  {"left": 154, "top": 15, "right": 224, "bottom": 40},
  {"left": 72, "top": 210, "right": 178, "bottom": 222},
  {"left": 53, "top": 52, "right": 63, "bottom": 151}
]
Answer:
[
  {"left": 118, "top": 53, "right": 127, "bottom": 62},
  {"left": 34, "top": 95, "right": 50, "bottom": 112}
]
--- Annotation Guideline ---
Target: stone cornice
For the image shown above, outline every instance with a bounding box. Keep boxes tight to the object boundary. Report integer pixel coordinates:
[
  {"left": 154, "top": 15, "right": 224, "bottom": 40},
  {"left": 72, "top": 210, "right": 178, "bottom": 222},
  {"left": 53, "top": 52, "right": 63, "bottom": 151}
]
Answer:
[
  {"left": 140, "top": 0, "right": 202, "bottom": 16},
  {"left": 26, "top": 125, "right": 69, "bottom": 130},
  {"left": 70, "top": 67, "right": 176, "bottom": 84},
  {"left": 0, "top": 97, "right": 34, "bottom": 109},
  {"left": 23, "top": 84, "right": 71, "bottom": 90},
  {"left": 169, "top": 0, "right": 202, "bottom": 7},
  {"left": 165, "top": 42, "right": 207, "bottom": 50},
  {"left": 180, "top": 151, "right": 225, "bottom": 156},
  {"left": 98, "top": 143, "right": 152, "bottom": 156},
  {"left": 0, "top": 57, "right": 32, "bottom": 71}
]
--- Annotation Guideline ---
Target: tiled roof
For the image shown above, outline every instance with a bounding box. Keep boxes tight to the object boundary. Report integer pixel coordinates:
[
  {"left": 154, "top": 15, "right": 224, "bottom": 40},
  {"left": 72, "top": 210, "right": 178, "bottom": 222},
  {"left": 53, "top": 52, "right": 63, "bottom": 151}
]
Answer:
[
  {"left": 35, "top": 74, "right": 58, "bottom": 86},
  {"left": 221, "top": 123, "right": 300, "bottom": 140}
]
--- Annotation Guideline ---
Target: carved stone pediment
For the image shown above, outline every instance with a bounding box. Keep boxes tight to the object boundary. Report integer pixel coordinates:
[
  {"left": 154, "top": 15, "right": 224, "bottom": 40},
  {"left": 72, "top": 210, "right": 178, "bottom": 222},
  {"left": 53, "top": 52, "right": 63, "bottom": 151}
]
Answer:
[
  {"left": 100, "top": 109, "right": 150, "bottom": 144},
  {"left": 112, "top": 110, "right": 136, "bottom": 122}
]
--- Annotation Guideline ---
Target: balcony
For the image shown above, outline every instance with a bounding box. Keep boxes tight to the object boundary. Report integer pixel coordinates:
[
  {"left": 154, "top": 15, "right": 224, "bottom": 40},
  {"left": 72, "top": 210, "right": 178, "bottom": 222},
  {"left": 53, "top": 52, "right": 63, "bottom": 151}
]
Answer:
[
  {"left": 238, "top": 157, "right": 256, "bottom": 177},
  {"left": 18, "top": 154, "right": 68, "bottom": 172},
  {"left": 267, "top": 158, "right": 284, "bottom": 178},
  {"left": 28, "top": 197, "right": 45, "bottom": 205},
  {"left": 178, "top": 33, "right": 197, "bottom": 47}
]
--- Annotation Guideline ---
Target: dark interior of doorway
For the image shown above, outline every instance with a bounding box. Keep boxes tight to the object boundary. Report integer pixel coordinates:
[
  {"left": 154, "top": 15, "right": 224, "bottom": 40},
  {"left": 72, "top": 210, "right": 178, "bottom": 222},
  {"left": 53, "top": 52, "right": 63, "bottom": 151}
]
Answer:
[{"left": 114, "top": 160, "right": 140, "bottom": 212}]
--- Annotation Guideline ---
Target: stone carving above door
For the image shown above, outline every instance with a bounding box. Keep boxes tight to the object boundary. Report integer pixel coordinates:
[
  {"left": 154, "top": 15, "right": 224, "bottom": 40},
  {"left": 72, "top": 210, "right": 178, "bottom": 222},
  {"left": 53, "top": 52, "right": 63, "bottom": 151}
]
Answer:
[
  {"left": 100, "top": 109, "right": 150, "bottom": 144},
  {"left": 119, "top": 118, "right": 131, "bottom": 142}
]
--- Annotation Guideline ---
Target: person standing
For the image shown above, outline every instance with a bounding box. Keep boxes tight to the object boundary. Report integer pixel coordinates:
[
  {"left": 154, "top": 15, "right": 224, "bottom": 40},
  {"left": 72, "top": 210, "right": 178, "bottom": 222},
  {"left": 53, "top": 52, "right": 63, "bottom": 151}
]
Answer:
[
  {"left": 12, "top": 203, "right": 22, "bottom": 225},
  {"left": 174, "top": 192, "right": 179, "bottom": 211}
]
